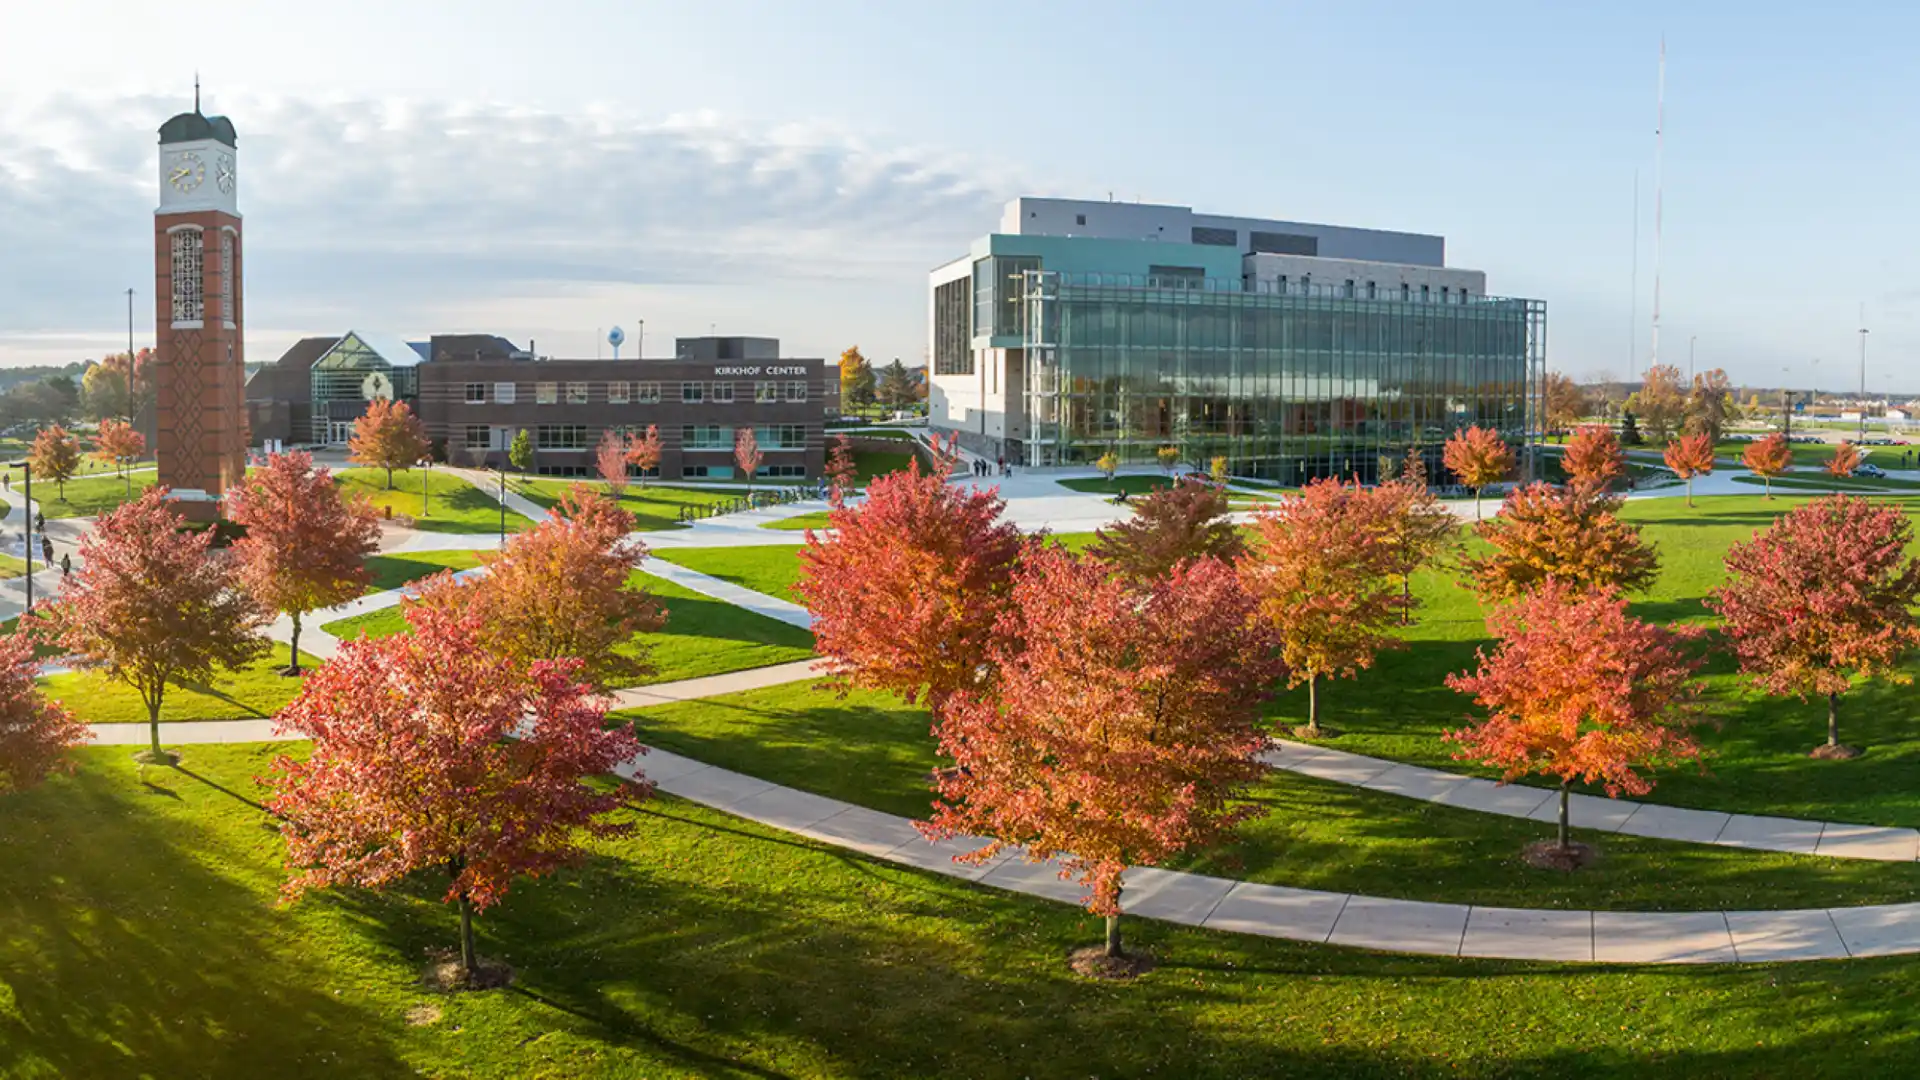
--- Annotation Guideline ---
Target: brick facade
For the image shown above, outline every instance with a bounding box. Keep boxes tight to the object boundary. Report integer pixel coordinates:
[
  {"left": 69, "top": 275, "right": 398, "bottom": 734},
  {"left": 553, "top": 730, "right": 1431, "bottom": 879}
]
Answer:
[
  {"left": 415, "top": 355, "right": 840, "bottom": 480},
  {"left": 153, "top": 210, "right": 246, "bottom": 520}
]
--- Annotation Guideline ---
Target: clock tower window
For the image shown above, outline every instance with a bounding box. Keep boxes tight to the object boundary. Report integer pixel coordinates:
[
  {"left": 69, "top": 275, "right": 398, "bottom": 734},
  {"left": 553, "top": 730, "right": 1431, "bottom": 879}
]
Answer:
[
  {"left": 220, "top": 230, "right": 236, "bottom": 327},
  {"left": 170, "top": 227, "right": 205, "bottom": 325}
]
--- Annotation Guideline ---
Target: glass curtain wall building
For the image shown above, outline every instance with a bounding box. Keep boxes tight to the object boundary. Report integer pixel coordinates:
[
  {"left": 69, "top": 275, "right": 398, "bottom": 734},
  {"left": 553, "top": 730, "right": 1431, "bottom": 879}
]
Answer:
[{"left": 929, "top": 198, "right": 1546, "bottom": 484}]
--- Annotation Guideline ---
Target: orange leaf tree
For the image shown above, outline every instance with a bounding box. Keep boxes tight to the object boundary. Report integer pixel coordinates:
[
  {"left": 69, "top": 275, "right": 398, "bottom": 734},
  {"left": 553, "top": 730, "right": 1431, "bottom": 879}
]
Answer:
[
  {"left": 267, "top": 600, "right": 644, "bottom": 981},
  {"left": 1240, "top": 478, "right": 1401, "bottom": 736},
  {"left": 226, "top": 451, "right": 381, "bottom": 673},
  {"left": 417, "top": 485, "right": 663, "bottom": 690},
  {"left": 34, "top": 489, "right": 267, "bottom": 759},
  {"left": 1741, "top": 433, "right": 1793, "bottom": 498},
  {"left": 91, "top": 417, "right": 146, "bottom": 492},
  {"left": 1446, "top": 580, "right": 1705, "bottom": 855},
  {"left": 795, "top": 457, "right": 1028, "bottom": 712},
  {"left": 624, "top": 424, "right": 661, "bottom": 487},
  {"left": 1460, "top": 483, "right": 1659, "bottom": 603},
  {"left": 1442, "top": 424, "right": 1513, "bottom": 519},
  {"left": 28, "top": 424, "right": 82, "bottom": 501},
  {"left": 923, "top": 548, "right": 1281, "bottom": 960},
  {"left": 734, "top": 427, "right": 763, "bottom": 491},
  {"left": 1708, "top": 496, "right": 1920, "bottom": 757},
  {"left": 0, "top": 629, "right": 87, "bottom": 795},
  {"left": 1826, "top": 441, "right": 1862, "bottom": 489},
  {"left": 594, "top": 429, "right": 630, "bottom": 498},
  {"left": 1662, "top": 433, "right": 1717, "bottom": 507},
  {"left": 824, "top": 433, "right": 857, "bottom": 501},
  {"left": 1371, "top": 464, "right": 1460, "bottom": 624},
  {"left": 1562, "top": 424, "right": 1625, "bottom": 492},
  {"left": 348, "top": 398, "right": 430, "bottom": 490},
  {"left": 1087, "top": 475, "right": 1243, "bottom": 584}
]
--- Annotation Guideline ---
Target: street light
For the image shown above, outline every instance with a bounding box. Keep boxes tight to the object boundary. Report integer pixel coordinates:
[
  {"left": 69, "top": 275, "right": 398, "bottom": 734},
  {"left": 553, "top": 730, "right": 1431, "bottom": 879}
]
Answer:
[
  {"left": 6, "top": 460, "right": 33, "bottom": 613},
  {"left": 496, "top": 466, "right": 506, "bottom": 543},
  {"left": 419, "top": 455, "right": 432, "bottom": 518}
]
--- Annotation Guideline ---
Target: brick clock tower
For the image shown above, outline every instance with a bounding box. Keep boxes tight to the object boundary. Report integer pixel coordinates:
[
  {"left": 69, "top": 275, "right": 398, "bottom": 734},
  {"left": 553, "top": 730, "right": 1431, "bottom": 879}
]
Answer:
[{"left": 153, "top": 94, "right": 246, "bottom": 521}]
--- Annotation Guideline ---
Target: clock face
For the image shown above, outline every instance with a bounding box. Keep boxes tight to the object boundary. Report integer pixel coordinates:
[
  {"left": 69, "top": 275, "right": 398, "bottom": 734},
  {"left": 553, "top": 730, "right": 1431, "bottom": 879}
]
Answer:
[
  {"left": 362, "top": 372, "right": 393, "bottom": 401},
  {"left": 168, "top": 151, "right": 206, "bottom": 193},
  {"left": 215, "top": 152, "right": 236, "bottom": 195}
]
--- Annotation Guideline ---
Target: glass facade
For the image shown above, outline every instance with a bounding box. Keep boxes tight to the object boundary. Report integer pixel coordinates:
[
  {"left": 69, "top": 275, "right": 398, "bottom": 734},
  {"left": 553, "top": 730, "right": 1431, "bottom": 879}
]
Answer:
[
  {"left": 1013, "top": 271, "right": 1541, "bottom": 483},
  {"left": 309, "top": 332, "right": 422, "bottom": 443}
]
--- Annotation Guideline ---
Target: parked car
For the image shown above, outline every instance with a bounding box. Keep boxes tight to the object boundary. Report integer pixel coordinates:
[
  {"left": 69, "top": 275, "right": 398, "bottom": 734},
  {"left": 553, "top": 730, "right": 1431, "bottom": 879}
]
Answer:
[{"left": 1857, "top": 463, "right": 1888, "bottom": 478}]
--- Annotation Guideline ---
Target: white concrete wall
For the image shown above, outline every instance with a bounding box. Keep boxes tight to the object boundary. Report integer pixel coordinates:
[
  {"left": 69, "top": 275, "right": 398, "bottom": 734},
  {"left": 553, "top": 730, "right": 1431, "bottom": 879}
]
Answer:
[{"left": 1000, "top": 196, "right": 1445, "bottom": 266}]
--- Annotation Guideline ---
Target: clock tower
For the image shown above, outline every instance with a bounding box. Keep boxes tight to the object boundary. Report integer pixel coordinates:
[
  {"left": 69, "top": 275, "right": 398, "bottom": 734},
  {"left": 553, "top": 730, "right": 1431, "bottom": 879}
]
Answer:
[{"left": 153, "top": 90, "right": 245, "bottom": 520}]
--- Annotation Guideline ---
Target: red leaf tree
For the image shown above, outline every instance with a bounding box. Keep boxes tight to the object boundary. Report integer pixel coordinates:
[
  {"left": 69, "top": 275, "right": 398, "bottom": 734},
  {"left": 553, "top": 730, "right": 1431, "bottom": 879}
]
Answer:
[
  {"left": 1662, "top": 433, "right": 1717, "bottom": 507},
  {"left": 923, "top": 549, "right": 1281, "bottom": 961},
  {"left": 1709, "top": 495, "right": 1920, "bottom": 758},
  {"left": 1240, "top": 478, "right": 1400, "bottom": 736},
  {"left": 91, "top": 418, "right": 147, "bottom": 493},
  {"left": 34, "top": 489, "right": 267, "bottom": 760},
  {"left": 226, "top": 451, "right": 382, "bottom": 674},
  {"left": 624, "top": 424, "right": 661, "bottom": 487},
  {"left": 824, "top": 433, "right": 857, "bottom": 502},
  {"left": 1461, "top": 483, "right": 1659, "bottom": 603},
  {"left": 1826, "top": 441, "right": 1862, "bottom": 489},
  {"left": 1087, "top": 475, "right": 1244, "bottom": 584},
  {"left": 1442, "top": 424, "right": 1514, "bottom": 519},
  {"left": 29, "top": 424, "right": 82, "bottom": 501},
  {"left": 734, "top": 427, "right": 763, "bottom": 491},
  {"left": 795, "top": 457, "right": 1028, "bottom": 711},
  {"left": 267, "top": 600, "right": 645, "bottom": 982},
  {"left": 1742, "top": 433, "right": 1793, "bottom": 499},
  {"left": 1562, "top": 424, "right": 1625, "bottom": 492},
  {"left": 1372, "top": 462, "right": 1460, "bottom": 623},
  {"left": 416, "top": 485, "right": 663, "bottom": 690},
  {"left": 594, "top": 429, "right": 630, "bottom": 498},
  {"left": 348, "top": 398, "right": 430, "bottom": 490},
  {"left": 0, "top": 629, "right": 88, "bottom": 795},
  {"left": 1446, "top": 580, "right": 1705, "bottom": 858}
]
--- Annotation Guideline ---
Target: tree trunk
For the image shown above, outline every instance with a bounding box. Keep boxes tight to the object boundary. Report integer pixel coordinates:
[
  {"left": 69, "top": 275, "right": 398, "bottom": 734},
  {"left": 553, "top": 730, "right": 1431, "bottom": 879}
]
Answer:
[
  {"left": 1473, "top": 487, "right": 1482, "bottom": 520},
  {"left": 288, "top": 611, "right": 302, "bottom": 674},
  {"left": 1828, "top": 691, "right": 1841, "bottom": 749},
  {"left": 1763, "top": 475, "right": 1773, "bottom": 500},
  {"left": 1105, "top": 913, "right": 1124, "bottom": 959},
  {"left": 1558, "top": 780, "right": 1572, "bottom": 852},
  {"left": 1306, "top": 674, "right": 1320, "bottom": 736},
  {"left": 1685, "top": 476, "right": 1694, "bottom": 507},
  {"left": 147, "top": 695, "right": 164, "bottom": 759},
  {"left": 458, "top": 890, "right": 477, "bottom": 977},
  {"left": 385, "top": 466, "right": 395, "bottom": 490},
  {"left": 1402, "top": 572, "right": 1413, "bottom": 626}
]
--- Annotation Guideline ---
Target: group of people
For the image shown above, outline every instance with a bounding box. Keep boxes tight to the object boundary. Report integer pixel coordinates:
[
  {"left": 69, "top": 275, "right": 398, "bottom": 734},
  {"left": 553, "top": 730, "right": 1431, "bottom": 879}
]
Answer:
[
  {"left": 19, "top": 507, "right": 70, "bottom": 578},
  {"left": 968, "top": 457, "right": 1013, "bottom": 479}
]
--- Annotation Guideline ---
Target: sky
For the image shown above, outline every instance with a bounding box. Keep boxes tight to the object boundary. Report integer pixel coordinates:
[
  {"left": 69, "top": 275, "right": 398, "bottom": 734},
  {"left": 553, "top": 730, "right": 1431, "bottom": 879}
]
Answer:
[{"left": 3, "top": 0, "right": 1919, "bottom": 394}]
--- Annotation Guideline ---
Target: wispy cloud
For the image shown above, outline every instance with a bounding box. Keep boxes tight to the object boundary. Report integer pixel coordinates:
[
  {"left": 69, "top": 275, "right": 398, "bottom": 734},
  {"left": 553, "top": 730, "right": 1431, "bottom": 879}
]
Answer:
[{"left": 0, "top": 91, "right": 1021, "bottom": 364}]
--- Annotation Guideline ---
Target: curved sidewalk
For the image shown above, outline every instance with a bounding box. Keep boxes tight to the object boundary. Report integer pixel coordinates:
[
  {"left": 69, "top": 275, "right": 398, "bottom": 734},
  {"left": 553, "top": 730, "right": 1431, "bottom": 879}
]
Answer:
[
  {"left": 1264, "top": 740, "right": 1920, "bottom": 863},
  {"left": 85, "top": 662, "right": 1920, "bottom": 966}
]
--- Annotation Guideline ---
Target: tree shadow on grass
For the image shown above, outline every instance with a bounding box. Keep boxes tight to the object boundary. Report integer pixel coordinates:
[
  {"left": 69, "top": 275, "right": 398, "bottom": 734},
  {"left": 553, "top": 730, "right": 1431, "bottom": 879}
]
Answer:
[{"left": 0, "top": 751, "right": 408, "bottom": 1078}]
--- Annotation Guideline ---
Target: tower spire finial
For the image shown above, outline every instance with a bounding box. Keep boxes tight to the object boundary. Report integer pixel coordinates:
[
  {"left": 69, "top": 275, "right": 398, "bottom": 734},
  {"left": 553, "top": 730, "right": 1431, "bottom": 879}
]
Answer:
[{"left": 194, "top": 72, "right": 201, "bottom": 113}]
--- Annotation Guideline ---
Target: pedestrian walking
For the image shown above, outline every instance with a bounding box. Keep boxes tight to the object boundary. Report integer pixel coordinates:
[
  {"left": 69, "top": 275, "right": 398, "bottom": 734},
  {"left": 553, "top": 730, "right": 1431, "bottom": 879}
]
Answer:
[
  {"left": 59, "top": 553, "right": 70, "bottom": 578},
  {"left": 40, "top": 536, "right": 53, "bottom": 566}
]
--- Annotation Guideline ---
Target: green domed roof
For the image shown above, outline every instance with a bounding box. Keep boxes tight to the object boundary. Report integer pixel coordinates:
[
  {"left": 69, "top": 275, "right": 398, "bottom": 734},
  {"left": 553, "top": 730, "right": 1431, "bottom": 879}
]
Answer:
[{"left": 158, "top": 111, "right": 236, "bottom": 148}]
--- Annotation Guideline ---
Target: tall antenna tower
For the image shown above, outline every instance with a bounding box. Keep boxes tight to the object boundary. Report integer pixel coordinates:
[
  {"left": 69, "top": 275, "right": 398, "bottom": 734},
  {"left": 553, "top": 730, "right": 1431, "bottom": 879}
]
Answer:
[
  {"left": 1629, "top": 169, "right": 1639, "bottom": 376},
  {"left": 1649, "top": 37, "right": 1666, "bottom": 371}
]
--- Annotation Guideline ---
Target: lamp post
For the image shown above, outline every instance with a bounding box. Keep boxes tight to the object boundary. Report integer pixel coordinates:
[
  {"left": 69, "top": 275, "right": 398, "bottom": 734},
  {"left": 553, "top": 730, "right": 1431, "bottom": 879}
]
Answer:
[
  {"left": 125, "top": 288, "right": 137, "bottom": 427},
  {"left": 16, "top": 460, "right": 32, "bottom": 613},
  {"left": 1859, "top": 313, "right": 1870, "bottom": 442},
  {"left": 497, "top": 467, "right": 506, "bottom": 543},
  {"left": 1688, "top": 335, "right": 1696, "bottom": 382},
  {"left": 420, "top": 456, "right": 431, "bottom": 518}
]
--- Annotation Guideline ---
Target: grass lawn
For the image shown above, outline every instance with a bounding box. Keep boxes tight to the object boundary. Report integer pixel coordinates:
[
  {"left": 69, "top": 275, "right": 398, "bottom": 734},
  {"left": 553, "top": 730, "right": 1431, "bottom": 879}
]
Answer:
[
  {"left": 1701, "top": 439, "right": 1916, "bottom": 471},
  {"left": 653, "top": 545, "right": 810, "bottom": 601},
  {"left": 11, "top": 746, "right": 1920, "bottom": 1078},
  {"left": 853, "top": 448, "right": 915, "bottom": 484},
  {"left": 759, "top": 509, "right": 832, "bottom": 531},
  {"left": 361, "top": 549, "right": 486, "bottom": 593},
  {"left": 1257, "top": 493, "right": 1920, "bottom": 829},
  {"left": 0, "top": 456, "right": 140, "bottom": 487},
  {"left": 322, "top": 570, "right": 812, "bottom": 687},
  {"left": 0, "top": 552, "right": 26, "bottom": 580},
  {"left": 335, "top": 468, "right": 533, "bottom": 535},
  {"left": 507, "top": 478, "right": 740, "bottom": 530},
  {"left": 31, "top": 471, "right": 157, "bottom": 519},
  {"left": 1731, "top": 473, "right": 1920, "bottom": 493},
  {"left": 624, "top": 680, "right": 1920, "bottom": 913},
  {"left": 41, "top": 644, "right": 329, "bottom": 723}
]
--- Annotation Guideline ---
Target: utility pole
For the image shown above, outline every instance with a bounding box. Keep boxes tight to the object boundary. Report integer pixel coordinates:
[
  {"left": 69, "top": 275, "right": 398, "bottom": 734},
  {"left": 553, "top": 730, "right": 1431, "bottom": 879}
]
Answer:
[
  {"left": 1859, "top": 304, "right": 1870, "bottom": 441},
  {"left": 1688, "top": 335, "right": 1697, "bottom": 382}
]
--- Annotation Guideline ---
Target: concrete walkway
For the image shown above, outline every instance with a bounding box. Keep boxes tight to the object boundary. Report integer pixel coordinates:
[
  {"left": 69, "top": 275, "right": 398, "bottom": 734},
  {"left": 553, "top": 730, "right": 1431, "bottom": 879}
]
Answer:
[
  {"left": 1263, "top": 740, "right": 1920, "bottom": 862},
  {"left": 85, "top": 669, "right": 1920, "bottom": 965}
]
